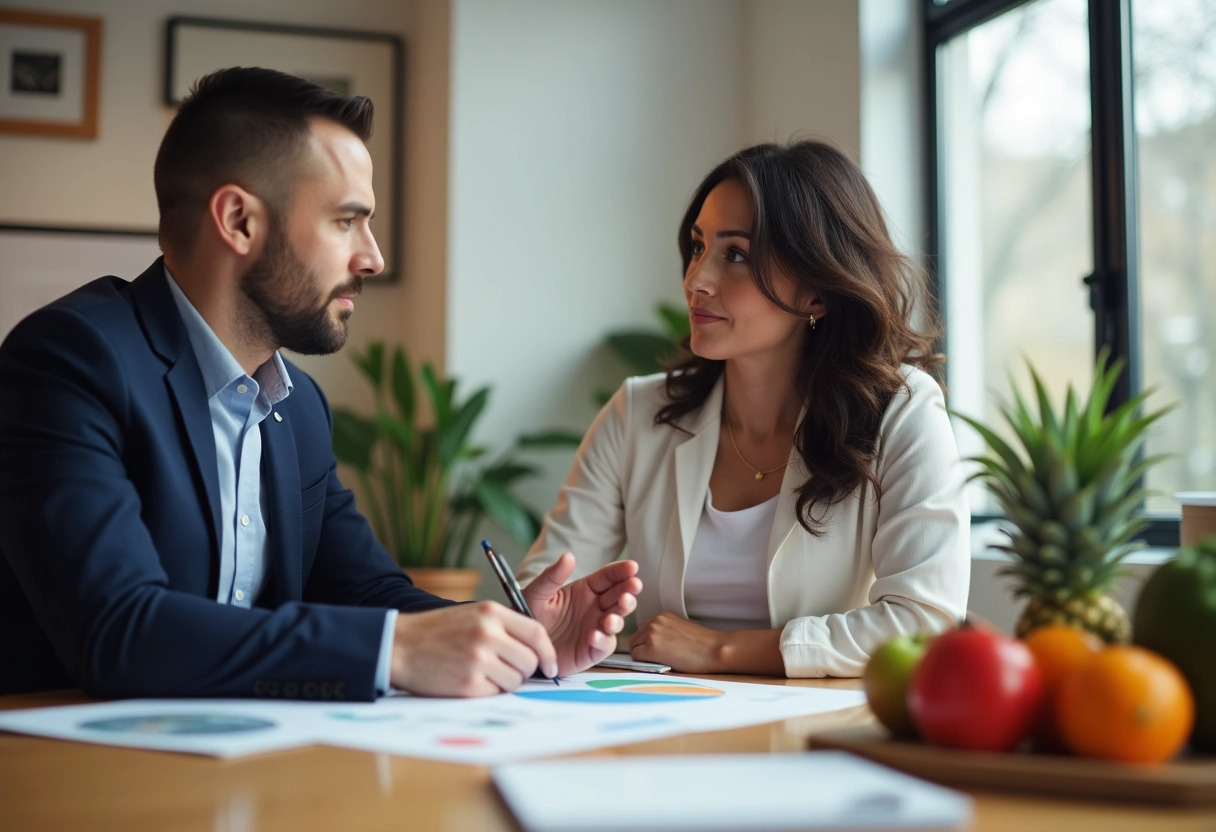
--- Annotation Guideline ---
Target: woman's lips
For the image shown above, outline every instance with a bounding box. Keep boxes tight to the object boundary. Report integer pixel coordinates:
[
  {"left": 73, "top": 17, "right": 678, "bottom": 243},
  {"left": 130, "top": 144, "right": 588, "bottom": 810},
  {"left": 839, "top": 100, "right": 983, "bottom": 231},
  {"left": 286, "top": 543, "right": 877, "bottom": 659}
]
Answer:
[{"left": 690, "top": 309, "right": 724, "bottom": 325}]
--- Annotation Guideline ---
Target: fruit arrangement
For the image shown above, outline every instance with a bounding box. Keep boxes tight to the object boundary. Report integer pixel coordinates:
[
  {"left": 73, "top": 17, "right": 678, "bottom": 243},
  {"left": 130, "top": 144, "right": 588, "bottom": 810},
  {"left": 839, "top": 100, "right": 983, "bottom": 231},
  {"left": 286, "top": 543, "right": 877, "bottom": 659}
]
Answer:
[
  {"left": 888, "top": 352, "right": 1210, "bottom": 764},
  {"left": 863, "top": 619, "right": 1199, "bottom": 764}
]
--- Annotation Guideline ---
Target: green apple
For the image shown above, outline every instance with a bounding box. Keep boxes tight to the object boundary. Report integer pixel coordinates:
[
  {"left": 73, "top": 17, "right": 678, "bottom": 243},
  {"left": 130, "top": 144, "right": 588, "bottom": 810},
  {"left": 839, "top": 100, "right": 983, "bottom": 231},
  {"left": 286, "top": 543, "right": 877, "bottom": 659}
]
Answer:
[{"left": 863, "top": 633, "right": 932, "bottom": 738}]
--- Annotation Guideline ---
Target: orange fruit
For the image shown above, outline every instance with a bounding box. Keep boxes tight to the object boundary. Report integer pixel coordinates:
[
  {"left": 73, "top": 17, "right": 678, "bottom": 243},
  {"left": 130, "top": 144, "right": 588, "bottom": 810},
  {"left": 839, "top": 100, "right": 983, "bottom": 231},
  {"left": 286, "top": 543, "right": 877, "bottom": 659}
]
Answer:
[
  {"left": 1023, "top": 625, "right": 1102, "bottom": 751},
  {"left": 1056, "top": 645, "right": 1195, "bottom": 763}
]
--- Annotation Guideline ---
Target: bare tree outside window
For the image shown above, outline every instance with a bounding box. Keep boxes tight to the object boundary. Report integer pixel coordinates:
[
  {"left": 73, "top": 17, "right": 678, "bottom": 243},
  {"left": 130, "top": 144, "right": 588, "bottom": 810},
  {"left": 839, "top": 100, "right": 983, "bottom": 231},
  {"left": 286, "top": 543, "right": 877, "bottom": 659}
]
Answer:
[
  {"left": 938, "top": 0, "right": 1094, "bottom": 514},
  {"left": 1133, "top": 0, "right": 1216, "bottom": 511}
]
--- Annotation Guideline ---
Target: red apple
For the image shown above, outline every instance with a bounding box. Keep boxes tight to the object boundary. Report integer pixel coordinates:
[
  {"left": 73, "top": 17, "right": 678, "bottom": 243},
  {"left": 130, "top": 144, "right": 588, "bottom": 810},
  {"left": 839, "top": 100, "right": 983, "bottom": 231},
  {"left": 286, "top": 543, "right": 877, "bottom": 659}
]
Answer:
[{"left": 908, "top": 626, "right": 1044, "bottom": 752}]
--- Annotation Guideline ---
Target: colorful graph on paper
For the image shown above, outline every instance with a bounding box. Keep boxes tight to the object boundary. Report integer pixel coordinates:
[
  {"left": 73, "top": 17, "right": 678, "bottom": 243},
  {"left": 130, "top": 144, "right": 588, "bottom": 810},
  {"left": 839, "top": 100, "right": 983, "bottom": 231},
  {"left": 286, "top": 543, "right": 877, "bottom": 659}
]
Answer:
[{"left": 0, "top": 672, "right": 866, "bottom": 764}]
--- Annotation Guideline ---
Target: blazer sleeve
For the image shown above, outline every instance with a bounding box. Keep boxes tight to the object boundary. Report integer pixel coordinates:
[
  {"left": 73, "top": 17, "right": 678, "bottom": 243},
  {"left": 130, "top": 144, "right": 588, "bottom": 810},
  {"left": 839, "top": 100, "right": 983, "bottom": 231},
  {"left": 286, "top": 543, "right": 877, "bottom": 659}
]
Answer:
[
  {"left": 0, "top": 305, "right": 423, "bottom": 701},
  {"left": 778, "top": 371, "right": 971, "bottom": 677},
  {"left": 517, "top": 380, "right": 631, "bottom": 584}
]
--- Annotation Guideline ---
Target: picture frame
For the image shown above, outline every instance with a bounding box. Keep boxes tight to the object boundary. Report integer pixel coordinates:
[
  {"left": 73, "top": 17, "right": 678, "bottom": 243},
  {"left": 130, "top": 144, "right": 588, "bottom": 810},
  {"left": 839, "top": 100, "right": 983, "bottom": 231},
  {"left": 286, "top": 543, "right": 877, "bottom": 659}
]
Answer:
[
  {"left": 0, "top": 9, "right": 102, "bottom": 139},
  {"left": 0, "top": 224, "right": 162, "bottom": 342},
  {"left": 164, "top": 17, "right": 404, "bottom": 282}
]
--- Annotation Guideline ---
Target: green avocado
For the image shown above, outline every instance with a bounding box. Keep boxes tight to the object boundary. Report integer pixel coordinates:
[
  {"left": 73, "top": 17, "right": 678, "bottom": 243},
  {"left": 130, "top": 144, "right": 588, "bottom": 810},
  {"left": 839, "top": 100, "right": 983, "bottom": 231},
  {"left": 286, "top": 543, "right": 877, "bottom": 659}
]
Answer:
[{"left": 1133, "top": 537, "right": 1216, "bottom": 751}]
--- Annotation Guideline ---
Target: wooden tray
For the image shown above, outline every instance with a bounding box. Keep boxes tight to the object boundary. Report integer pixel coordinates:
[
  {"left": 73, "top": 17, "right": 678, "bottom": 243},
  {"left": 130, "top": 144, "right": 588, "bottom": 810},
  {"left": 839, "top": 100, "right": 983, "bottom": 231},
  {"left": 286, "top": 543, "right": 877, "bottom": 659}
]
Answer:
[{"left": 808, "top": 726, "right": 1216, "bottom": 806}]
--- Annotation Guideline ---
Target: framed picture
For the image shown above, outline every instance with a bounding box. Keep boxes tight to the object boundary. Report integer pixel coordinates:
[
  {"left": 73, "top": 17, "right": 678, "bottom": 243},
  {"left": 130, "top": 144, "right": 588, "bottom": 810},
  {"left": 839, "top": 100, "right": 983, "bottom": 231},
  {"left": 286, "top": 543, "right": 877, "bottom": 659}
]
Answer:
[
  {"left": 0, "top": 9, "right": 102, "bottom": 139},
  {"left": 164, "top": 16, "right": 404, "bottom": 282},
  {"left": 0, "top": 224, "right": 162, "bottom": 342}
]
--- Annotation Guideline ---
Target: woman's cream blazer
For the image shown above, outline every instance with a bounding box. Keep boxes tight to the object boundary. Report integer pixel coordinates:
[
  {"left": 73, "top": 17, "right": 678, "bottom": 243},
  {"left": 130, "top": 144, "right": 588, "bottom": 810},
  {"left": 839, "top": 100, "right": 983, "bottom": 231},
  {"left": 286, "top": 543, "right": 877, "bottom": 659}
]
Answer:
[{"left": 518, "top": 367, "right": 970, "bottom": 677}]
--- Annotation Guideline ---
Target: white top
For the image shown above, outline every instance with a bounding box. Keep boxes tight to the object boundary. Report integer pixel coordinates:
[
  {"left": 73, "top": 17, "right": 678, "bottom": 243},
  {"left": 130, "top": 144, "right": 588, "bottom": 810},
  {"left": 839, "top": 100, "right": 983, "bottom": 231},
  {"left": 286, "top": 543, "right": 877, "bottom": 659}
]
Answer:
[
  {"left": 684, "top": 489, "right": 776, "bottom": 631},
  {"left": 518, "top": 367, "right": 971, "bottom": 677}
]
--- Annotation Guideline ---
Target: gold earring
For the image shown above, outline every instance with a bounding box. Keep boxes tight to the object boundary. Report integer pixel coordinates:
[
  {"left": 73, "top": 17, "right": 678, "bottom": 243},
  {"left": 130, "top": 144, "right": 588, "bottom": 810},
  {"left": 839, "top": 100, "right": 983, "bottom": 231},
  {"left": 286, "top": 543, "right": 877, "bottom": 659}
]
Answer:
[{"left": 808, "top": 313, "right": 817, "bottom": 330}]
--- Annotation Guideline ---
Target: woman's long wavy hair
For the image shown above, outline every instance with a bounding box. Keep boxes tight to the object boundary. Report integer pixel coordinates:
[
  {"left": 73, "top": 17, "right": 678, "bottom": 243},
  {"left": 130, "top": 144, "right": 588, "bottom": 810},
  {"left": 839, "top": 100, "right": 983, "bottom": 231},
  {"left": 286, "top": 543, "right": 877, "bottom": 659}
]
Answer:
[{"left": 658, "top": 140, "right": 944, "bottom": 535}]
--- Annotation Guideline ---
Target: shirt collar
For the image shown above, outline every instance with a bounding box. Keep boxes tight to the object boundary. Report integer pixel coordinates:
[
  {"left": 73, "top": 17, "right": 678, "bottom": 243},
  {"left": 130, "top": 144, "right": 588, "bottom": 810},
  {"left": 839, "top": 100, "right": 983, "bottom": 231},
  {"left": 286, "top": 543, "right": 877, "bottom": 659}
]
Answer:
[{"left": 163, "top": 265, "right": 293, "bottom": 405}]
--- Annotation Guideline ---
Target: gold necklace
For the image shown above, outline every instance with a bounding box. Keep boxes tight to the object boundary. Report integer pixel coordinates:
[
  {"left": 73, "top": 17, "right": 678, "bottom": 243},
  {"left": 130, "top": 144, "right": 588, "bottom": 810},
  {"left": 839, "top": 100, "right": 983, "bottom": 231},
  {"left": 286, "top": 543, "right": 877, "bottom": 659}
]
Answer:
[{"left": 724, "top": 418, "right": 789, "bottom": 481}]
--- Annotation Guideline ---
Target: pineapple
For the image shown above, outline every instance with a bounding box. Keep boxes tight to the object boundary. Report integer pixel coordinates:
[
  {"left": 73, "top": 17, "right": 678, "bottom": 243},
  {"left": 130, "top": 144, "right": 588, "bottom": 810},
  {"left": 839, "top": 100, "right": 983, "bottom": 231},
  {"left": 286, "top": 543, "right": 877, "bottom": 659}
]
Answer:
[{"left": 953, "top": 351, "right": 1172, "bottom": 644}]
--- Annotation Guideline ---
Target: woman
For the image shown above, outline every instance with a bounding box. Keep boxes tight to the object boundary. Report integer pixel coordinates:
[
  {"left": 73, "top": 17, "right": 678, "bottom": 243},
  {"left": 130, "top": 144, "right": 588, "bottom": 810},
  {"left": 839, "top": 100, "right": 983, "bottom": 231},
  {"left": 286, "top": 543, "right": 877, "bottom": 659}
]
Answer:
[{"left": 518, "top": 141, "right": 969, "bottom": 677}]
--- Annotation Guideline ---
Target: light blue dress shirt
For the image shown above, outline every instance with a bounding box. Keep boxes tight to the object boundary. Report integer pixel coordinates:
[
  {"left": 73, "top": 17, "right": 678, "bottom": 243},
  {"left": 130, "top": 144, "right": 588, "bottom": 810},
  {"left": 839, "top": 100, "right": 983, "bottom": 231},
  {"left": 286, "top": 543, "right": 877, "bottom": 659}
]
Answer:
[{"left": 165, "top": 269, "right": 396, "bottom": 694}]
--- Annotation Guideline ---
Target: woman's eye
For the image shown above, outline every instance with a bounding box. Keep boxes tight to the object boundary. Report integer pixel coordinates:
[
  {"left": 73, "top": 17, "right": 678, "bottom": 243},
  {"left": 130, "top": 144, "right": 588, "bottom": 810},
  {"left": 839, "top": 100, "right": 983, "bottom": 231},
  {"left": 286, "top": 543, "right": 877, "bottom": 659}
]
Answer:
[
  {"left": 726, "top": 247, "right": 748, "bottom": 264},
  {"left": 689, "top": 240, "right": 705, "bottom": 257}
]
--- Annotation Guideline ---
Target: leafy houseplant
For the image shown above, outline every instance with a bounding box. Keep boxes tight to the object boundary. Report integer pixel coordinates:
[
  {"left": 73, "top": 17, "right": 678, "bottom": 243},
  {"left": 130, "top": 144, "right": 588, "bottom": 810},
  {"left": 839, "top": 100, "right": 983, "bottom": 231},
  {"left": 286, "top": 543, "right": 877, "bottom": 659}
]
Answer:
[
  {"left": 952, "top": 352, "right": 1173, "bottom": 643},
  {"left": 331, "top": 341, "right": 581, "bottom": 584}
]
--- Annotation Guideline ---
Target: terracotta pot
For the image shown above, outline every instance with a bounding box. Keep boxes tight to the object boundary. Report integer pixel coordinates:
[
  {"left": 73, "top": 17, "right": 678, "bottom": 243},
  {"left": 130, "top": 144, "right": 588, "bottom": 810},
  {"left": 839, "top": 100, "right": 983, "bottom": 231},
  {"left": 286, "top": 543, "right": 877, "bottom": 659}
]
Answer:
[{"left": 404, "top": 567, "right": 482, "bottom": 602}]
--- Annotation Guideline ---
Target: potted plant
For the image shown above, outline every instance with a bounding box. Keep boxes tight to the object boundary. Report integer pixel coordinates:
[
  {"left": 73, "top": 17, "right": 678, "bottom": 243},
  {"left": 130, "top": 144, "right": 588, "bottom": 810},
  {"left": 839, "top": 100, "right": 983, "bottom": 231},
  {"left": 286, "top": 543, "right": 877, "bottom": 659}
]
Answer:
[
  {"left": 952, "top": 351, "right": 1173, "bottom": 643},
  {"left": 331, "top": 341, "right": 581, "bottom": 600}
]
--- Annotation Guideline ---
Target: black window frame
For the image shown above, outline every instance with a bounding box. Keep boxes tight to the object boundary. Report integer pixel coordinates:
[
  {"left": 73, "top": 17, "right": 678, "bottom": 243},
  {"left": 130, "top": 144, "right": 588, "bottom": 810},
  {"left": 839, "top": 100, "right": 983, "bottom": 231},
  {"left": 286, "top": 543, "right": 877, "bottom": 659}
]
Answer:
[{"left": 923, "top": 0, "right": 1178, "bottom": 547}]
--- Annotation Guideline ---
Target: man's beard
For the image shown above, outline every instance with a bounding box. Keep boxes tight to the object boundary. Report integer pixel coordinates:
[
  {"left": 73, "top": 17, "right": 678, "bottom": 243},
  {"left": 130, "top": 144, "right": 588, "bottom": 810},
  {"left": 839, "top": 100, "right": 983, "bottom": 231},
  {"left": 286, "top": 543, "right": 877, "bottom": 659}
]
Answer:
[{"left": 240, "top": 223, "right": 363, "bottom": 356}]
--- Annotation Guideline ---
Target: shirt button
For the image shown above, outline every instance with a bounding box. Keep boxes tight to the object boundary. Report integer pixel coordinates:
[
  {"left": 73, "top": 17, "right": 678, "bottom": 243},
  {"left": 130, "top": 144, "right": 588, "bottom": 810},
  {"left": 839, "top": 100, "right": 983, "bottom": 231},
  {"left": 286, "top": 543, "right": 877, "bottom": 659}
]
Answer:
[
  {"left": 234, "top": 589, "right": 246, "bottom": 602},
  {"left": 241, "top": 514, "right": 250, "bottom": 526},
  {"left": 274, "top": 412, "right": 283, "bottom": 422},
  {"left": 237, "top": 384, "right": 249, "bottom": 394}
]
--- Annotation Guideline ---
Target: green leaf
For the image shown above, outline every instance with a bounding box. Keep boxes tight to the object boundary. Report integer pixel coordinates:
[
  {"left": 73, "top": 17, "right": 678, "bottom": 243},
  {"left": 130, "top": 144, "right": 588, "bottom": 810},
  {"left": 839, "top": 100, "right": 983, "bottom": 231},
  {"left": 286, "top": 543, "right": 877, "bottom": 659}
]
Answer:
[
  {"left": 605, "top": 331, "right": 679, "bottom": 375},
  {"left": 481, "top": 461, "right": 541, "bottom": 486},
  {"left": 516, "top": 429, "right": 585, "bottom": 448},
  {"left": 389, "top": 346, "right": 417, "bottom": 424},
  {"left": 474, "top": 479, "right": 538, "bottom": 548},
  {"left": 421, "top": 362, "right": 451, "bottom": 425},
  {"left": 656, "top": 302, "right": 691, "bottom": 339},
  {"left": 438, "top": 386, "right": 489, "bottom": 468},
  {"left": 332, "top": 409, "right": 378, "bottom": 470},
  {"left": 351, "top": 341, "right": 385, "bottom": 392}
]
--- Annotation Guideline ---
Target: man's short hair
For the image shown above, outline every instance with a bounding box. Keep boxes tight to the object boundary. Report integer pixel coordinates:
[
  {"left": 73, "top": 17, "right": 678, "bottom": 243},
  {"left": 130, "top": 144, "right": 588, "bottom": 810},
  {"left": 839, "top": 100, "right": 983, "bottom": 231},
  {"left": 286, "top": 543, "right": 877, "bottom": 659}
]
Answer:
[{"left": 153, "top": 66, "right": 374, "bottom": 256}]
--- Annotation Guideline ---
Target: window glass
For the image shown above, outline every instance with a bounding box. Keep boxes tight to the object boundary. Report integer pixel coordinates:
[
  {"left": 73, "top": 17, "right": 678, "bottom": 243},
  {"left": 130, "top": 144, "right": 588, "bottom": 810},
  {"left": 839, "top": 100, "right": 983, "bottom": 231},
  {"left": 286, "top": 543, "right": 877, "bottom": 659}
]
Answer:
[
  {"left": 1132, "top": 0, "right": 1216, "bottom": 512},
  {"left": 937, "top": 0, "right": 1094, "bottom": 512}
]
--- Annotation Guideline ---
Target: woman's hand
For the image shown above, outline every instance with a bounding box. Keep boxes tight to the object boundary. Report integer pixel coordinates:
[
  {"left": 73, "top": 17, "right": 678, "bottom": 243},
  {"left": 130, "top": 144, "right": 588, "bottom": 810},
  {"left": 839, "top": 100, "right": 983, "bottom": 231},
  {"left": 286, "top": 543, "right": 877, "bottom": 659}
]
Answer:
[
  {"left": 630, "top": 614, "right": 787, "bottom": 676},
  {"left": 628, "top": 612, "right": 727, "bottom": 674}
]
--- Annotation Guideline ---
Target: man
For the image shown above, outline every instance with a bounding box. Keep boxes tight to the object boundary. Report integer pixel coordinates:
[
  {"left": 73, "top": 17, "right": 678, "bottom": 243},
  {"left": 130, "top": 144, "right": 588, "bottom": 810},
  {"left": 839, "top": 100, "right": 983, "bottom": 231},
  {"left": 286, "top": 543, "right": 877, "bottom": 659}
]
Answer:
[{"left": 0, "top": 67, "right": 639, "bottom": 700}]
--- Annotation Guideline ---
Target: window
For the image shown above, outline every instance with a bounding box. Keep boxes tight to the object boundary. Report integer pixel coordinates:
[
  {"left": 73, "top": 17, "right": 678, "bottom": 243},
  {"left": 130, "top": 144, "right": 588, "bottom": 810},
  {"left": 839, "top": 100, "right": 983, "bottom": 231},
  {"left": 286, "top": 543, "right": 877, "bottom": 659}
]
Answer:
[{"left": 927, "top": 0, "right": 1215, "bottom": 540}]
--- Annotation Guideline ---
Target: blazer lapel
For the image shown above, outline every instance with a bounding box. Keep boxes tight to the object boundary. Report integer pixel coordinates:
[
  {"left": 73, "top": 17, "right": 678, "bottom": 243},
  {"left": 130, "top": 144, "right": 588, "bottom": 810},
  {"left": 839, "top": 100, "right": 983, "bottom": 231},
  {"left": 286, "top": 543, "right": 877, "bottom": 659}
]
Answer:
[
  {"left": 260, "top": 409, "right": 302, "bottom": 602},
  {"left": 130, "top": 261, "right": 224, "bottom": 575},
  {"left": 662, "top": 377, "right": 725, "bottom": 617}
]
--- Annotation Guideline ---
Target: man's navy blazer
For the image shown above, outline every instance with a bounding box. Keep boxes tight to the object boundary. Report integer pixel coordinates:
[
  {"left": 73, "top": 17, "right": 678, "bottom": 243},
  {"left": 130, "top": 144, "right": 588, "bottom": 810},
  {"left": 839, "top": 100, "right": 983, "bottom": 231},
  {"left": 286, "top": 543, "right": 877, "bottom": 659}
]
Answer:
[{"left": 0, "top": 260, "right": 450, "bottom": 699}]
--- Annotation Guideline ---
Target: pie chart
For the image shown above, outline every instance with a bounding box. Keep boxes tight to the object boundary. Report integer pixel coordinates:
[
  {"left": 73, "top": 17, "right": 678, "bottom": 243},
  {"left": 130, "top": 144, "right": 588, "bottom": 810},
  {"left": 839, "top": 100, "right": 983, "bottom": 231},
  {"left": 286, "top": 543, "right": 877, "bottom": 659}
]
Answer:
[{"left": 515, "top": 678, "right": 725, "bottom": 704}]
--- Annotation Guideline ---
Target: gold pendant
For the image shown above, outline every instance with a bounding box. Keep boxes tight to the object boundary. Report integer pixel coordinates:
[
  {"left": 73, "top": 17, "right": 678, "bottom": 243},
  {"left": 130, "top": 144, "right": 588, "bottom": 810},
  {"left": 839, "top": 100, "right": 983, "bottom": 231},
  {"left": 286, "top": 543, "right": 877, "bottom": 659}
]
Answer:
[{"left": 755, "top": 472, "right": 764, "bottom": 481}]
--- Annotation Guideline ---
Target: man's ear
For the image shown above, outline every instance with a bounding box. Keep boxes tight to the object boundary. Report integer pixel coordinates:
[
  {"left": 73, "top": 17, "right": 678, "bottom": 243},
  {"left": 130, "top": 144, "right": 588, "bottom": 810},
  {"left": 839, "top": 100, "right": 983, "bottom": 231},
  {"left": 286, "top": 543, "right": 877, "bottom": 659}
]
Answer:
[{"left": 207, "top": 185, "right": 267, "bottom": 257}]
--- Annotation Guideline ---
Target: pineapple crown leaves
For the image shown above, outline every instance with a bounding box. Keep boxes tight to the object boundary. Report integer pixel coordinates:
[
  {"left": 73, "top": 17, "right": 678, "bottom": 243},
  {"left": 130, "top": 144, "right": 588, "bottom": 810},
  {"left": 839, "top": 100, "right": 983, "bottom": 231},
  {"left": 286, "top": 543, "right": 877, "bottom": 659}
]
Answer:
[{"left": 949, "top": 350, "right": 1175, "bottom": 566}]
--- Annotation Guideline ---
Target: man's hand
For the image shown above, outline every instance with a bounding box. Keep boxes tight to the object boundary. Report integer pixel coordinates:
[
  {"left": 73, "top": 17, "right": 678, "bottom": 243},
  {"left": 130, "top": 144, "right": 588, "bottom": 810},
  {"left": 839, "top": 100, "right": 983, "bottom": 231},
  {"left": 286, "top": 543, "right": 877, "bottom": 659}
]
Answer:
[
  {"left": 522, "top": 553, "right": 641, "bottom": 676},
  {"left": 389, "top": 602, "right": 558, "bottom": 697}
]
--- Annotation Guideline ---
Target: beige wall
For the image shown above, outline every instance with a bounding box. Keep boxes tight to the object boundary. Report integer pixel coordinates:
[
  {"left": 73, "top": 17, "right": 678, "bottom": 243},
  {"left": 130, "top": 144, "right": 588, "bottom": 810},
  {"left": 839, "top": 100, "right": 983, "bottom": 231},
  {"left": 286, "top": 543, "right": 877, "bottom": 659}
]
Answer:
[
  {"left": 0, "top": 0, "right": 450, "bottom": 406},
  {"left": 742, "top": 0, "right": 861, "bottom": 154}
]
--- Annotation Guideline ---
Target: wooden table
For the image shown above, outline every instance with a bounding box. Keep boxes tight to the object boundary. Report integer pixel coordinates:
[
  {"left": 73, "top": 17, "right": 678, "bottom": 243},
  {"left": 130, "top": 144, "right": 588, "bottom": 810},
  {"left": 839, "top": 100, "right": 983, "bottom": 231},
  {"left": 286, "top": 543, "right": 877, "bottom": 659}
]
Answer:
[{"left": 2, "top": 678, "right": 1214, "bottom": 832}]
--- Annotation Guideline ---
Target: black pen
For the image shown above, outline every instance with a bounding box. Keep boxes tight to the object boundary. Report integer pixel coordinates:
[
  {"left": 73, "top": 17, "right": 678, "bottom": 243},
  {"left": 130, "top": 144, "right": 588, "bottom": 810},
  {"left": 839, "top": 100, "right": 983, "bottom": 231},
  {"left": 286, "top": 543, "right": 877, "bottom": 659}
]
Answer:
[{"left": 481, "top": 539, "right": 560, "bottom": 685}]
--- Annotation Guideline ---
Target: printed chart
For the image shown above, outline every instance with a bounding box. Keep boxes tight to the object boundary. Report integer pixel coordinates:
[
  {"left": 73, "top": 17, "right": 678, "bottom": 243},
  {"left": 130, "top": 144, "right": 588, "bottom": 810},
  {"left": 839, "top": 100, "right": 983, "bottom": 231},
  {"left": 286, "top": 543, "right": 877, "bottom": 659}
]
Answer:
[{"left": 0, "top": 673, "right": 866, "bottom": 765}]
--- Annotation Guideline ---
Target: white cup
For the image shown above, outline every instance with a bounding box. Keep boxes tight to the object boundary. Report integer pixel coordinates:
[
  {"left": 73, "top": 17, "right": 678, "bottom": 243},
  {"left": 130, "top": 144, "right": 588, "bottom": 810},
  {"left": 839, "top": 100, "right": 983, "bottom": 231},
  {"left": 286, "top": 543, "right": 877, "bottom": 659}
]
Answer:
[{"left": 1175, "top": 492, "right": 1216, "bottom": 547}]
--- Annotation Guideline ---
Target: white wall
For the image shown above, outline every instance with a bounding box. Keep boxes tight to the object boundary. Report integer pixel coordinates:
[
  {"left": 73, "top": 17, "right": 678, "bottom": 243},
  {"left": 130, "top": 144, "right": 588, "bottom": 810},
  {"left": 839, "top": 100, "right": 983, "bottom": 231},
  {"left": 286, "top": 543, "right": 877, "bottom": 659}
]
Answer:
[{"left": 0, "top": 0, "right": 450, "bottom": 408}]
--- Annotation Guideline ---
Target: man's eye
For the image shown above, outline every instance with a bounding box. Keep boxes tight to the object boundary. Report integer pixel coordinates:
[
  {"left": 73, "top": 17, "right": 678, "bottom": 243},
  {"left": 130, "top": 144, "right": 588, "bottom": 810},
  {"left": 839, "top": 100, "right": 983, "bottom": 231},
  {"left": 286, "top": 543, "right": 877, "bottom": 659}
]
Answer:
[{"left": 340, "top": 218, "right": 355, "bottom": 229}]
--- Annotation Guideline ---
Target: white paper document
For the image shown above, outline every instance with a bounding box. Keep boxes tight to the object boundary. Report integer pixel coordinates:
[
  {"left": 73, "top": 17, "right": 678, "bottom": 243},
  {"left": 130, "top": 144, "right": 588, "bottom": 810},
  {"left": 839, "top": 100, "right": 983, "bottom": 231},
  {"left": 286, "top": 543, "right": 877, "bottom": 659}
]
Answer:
[
  {"left": 0, "top": 672, "right": 866, "bottom": 764},
  {"left": 493, "top": 752, "right": 972, "bottom": 832}
]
